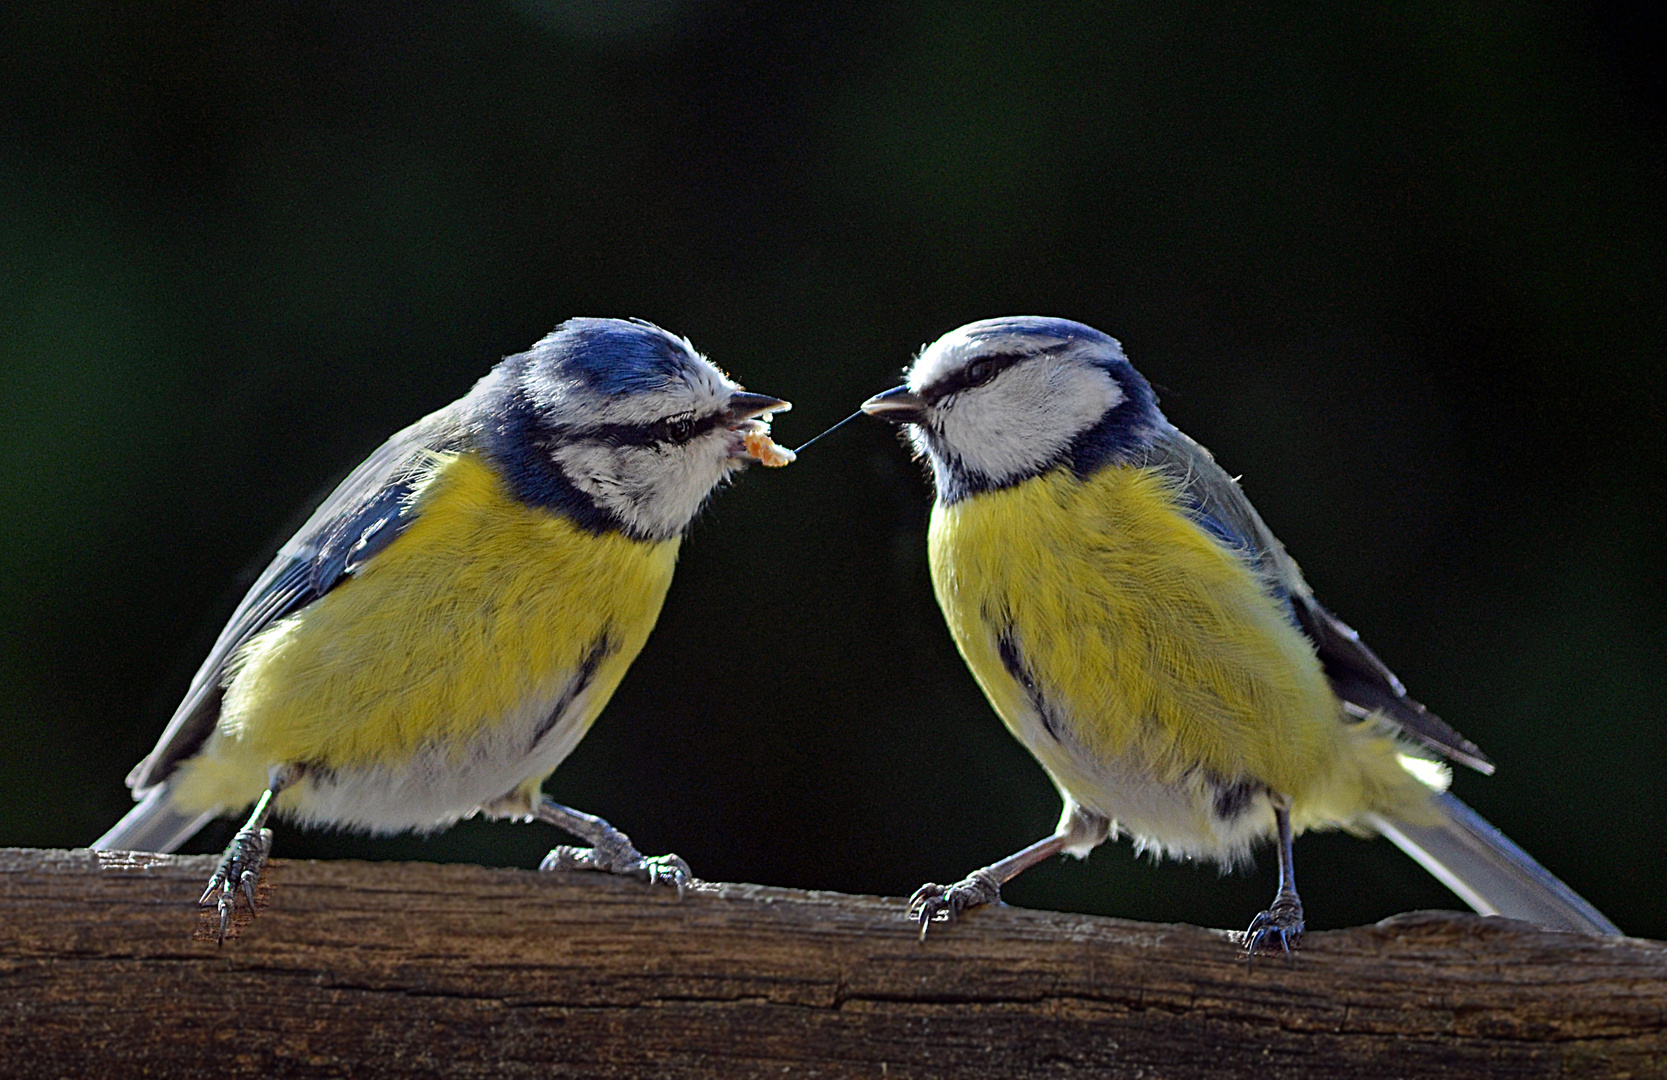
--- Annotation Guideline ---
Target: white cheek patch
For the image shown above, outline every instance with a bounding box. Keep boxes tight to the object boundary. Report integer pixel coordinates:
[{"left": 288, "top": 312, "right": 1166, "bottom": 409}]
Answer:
[
  {"left": 935, "top": 361, "right": 1124, "bottom": 485},
  {"left": 532, "top": 349, "right": 749, "bottom": 539},
  {"left": 553, "top": 433, "right": 737, "bottom": 540}
]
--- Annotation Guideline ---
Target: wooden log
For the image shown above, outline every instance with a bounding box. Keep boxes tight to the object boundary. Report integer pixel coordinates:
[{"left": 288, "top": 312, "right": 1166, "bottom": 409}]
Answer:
[{"left": 1, "top": 847, "right": 1662, "bottom": 1078}]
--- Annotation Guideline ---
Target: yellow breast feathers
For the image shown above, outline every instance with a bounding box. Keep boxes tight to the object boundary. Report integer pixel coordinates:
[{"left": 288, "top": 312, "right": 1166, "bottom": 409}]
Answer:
[
  {"left": 928, "top": 465, "right": 1367, "bottom": 807},
  {"left": 173, "top": 451, "right": 678, "bottom": 811}
]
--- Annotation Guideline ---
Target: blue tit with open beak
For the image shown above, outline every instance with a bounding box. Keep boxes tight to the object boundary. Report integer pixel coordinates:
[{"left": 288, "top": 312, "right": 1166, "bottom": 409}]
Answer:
[{"left": 95, "top": 317, "right": 792, "bottom": 939}]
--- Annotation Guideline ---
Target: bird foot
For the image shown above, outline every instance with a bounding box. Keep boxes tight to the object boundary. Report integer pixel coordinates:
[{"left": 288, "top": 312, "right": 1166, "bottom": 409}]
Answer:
[
  {"left": 199, "top": 825, "right": 273, "bottom": 943},
  {"left": 1244, "top": 893, "right": 1304, "bottom": 957},
  {"left": 540, "top": 838, "right": 692, "bottom": 896},
  {"left": 906, "top": 868, "right": 1003, "bottom": 940}
]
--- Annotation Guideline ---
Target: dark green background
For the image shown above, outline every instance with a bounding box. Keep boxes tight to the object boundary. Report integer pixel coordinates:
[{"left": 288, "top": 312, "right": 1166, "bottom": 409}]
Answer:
[{"left": 3, "top": 2, "right": 1663, "bottom": 938}]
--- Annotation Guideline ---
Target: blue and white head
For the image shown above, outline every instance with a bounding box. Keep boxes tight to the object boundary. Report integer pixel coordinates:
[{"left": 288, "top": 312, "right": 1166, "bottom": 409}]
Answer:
[
  {"left": 861, "top": 317, "right": 1166, "bottom": 503},
  {"left": 479, "top": 317, "right": 789, "bottom": 540}
]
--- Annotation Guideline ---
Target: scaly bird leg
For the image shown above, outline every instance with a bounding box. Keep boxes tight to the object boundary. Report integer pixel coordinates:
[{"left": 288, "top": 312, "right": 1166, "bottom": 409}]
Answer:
[
  {"left": 909, "top": 805, "right": 1110, "bottom": 940},
  {"left": 533, "top": 796, "right": 692, "bottom": 894},
  {"left": 200, "top": 763, "right": 302, "bottom": 942},
  {"left": 1244, "top": 798, "right": 1305, "bottom": 956}
]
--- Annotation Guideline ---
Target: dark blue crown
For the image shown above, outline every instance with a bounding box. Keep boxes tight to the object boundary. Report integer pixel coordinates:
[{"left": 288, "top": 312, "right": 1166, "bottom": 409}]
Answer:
[
  {"left": 960, "top": 316, "right": 1118, "bottom": 352},
  {"left": 544, "top": 318, "right": 693, "bottom": 396}
]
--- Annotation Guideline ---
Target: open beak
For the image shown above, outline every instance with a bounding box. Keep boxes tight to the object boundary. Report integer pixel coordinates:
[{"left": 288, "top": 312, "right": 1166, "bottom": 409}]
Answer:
[
  {"left": 860, "top": 385, "right": 927, "bottom": 424},
  {"left": 726, "top": 392, "right": 791, "bottom": 422},
  {"left": 724, "top": 391, "right": 795, "bottom": 466}
]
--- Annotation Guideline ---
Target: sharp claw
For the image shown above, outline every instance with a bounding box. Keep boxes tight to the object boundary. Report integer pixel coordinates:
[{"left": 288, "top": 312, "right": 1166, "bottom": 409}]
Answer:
[
  {"left": 905, "top": 882, "right": 945, "bottom": 939},
  {"left": 648, "top": 855, "right": 692, "bottom": 898},
  {"left": 906, "top": 871, "right": 1003, "bottom": 941},
  {"left": 915, "top": 901, "right": 940, "bottom": 942},
  {"left": 636, "top": 854, "right": 690, "bottom": 895},
  {"left": 199, "top": 826, "right": 275, "bottom": 941},
  {"left": 1242, "top": 898, "right": 1304, "bottom": 958}
]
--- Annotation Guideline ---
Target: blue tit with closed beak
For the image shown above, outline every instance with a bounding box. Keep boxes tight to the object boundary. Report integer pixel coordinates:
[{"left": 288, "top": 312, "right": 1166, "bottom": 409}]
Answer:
[
  {"left": 862, "top": 316, "right": 1620, "bottom": 951},
  {"left": 94, "top": 317, "right": 792, "bottom": 938}
]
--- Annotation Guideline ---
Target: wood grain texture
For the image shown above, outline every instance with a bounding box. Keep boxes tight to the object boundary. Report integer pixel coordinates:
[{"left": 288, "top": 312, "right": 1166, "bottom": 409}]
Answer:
[{"left": 1, "top": 848, "right": 1662, "bottom": 1078}]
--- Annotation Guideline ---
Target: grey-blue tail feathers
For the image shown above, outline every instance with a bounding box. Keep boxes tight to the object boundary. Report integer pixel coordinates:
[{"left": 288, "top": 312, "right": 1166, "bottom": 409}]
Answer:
[
  {"left": 1369, "top": 791, "right": 1621, "bottom": 936},
  {"left": 90, "top": 785, "right": 215, "bottom": 854}
]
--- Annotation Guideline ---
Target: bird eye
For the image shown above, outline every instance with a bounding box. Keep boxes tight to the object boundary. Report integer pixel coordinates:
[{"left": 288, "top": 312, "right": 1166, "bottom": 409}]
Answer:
[
  {"left": 665, "top": 416, "right": 695, "bottom": 442},
  {"left": 966, "top": 359, "right": 999, "bottom": 387}
]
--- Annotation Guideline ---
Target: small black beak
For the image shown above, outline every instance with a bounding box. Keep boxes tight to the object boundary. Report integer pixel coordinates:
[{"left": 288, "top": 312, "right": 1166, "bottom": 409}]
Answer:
[
  {"left": 860, "top": 385, "right": 927, "bottom": 424},
  {"left": 726, "top": 391, "right": 791, "bottom": 421}
]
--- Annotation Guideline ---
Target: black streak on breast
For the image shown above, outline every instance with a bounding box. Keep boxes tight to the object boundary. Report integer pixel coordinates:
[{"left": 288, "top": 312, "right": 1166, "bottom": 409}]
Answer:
[
  {"left": 996, "top": 627, "right": 1063, "bottom": 742},
  {"left": 530, "top": 634, "right": 616, "bottom": 749},
  {"left": 1204, "top": 771, "right": 1264, "bottom": 822}
]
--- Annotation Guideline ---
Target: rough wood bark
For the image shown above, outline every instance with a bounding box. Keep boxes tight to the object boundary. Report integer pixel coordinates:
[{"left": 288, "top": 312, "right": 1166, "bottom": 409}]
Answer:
[{"left": 1, "top": 847, "right": 1662, "bottom": 1078}]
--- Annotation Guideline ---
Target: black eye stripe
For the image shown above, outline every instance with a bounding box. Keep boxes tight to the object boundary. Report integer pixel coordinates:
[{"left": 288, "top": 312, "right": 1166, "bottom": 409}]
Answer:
[
  {"left": 918, "top": 340, "right": 1082, "bottom": 404},
  {"left": 567, "top": 413, "right": 727, "bottom": 448},
  {"left": 919, "top": 351, "right": 1028, "bottom": 404}
]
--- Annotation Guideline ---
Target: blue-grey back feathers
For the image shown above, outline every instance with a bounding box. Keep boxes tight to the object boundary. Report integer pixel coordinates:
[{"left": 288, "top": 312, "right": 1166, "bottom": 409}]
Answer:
[
  {"left": 122, "top": 415, "right": 457, "bottom": 796},
  {"left": 1128, "top": 429, "right": 1494, "bottom": 773}
]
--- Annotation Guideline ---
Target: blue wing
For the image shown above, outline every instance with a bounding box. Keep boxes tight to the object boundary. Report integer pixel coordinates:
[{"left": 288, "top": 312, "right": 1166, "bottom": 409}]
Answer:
[
  {"left": 1135, "top": 426, "right": 1494, "bottom": 775},
  {"left": 125, "top": 408, "right": 471, "bottom": 794}
]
